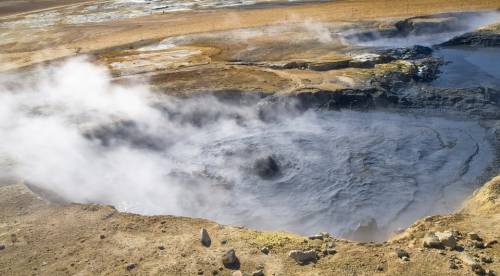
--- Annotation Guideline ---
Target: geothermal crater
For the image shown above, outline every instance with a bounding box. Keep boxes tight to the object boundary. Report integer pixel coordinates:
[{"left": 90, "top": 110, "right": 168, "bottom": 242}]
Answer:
[{"left": 84, "top": 103, "right": 495, "bottom": 240}]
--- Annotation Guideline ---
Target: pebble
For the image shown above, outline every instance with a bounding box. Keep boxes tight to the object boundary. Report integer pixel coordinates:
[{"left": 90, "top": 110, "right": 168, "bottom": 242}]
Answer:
[
  {"left": 449, "top": 261, "right": 458, "bottom": 269},
  {"left": 158, "top": 245, "right": 165, "bottom": 250},
  {"left": 472, "top": 241, "right": 486, "bottom": 249},
  {"left": 308, "top": 234, "right": 324, "bottom": 240},
  {"left": 481, "top": 256, "right": 493, "bottom": 264},
  {"left": 252, "top": 270, "right": 264, "bottom": 276},
  {"left": 395, "top": 249, "right": 410, "bottom": 259},
  {"left": 468, "top": 232, "right": 482, "bottom": 241},
  {"left": 201, "top": 228, "right": 211, "bottom": 247},
  {"left": 222, "top": 249, "right": 238, "bottom": 268},
  {"left": 459, "top": 253, "right": 485, "bottom": 275},
  {"left": 485, "top": 240, "right": 498, "bottom": 248},
  {"left": 260, "top": 246, "right": 270, "bottom": 255},
  {"left": 486, "top": 270, "right": 496, "bottom": 276},
  {"left": 288, "top": 250, "right": 317, "bottom": 265},
  {"left": 126, "top": 263, "right": 137, "bottom": 271},
  {"left": 99, "top": 234, "right": 106, "bottom": 240},
  {"left": 0, "top": 245, "right": 5, "bottom": 250}
]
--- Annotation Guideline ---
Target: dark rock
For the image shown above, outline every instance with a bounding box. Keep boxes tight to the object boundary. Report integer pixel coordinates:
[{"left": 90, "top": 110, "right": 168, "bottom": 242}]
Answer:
[
  {"left": 260, "top": 246, "right": 270, "bottom": 255},
  {"left": 395, "top": 16, "right": 461, "bottom": 36},
  {"left": 441, "top": 31, "right": 500, "bottom": 47},
  {"left": 449, "top": 261, "right": 458, "bottom": 269},
  {"left": 308, "top": 60, "right": 351, "bottom": 71},
  {"left": 468, "top": 232, "right": 482, "bottom": 241},
  {"left": 423, "top": 232, "right": 443, "bottom": 249},
  {"left": 308, "top": 234, "right": 324, "bottom": 240},
  {"left": 200, "top": 228, "right": 211, "bottom": 247},
  {"left": 380, "top": 45, "right": 433, "bottom": 60},
  {"left": 100, "top": 234, "right": 106, "bottom": 240},
  {"left": 486, "top": 270, "right": 497, "bottom": 276},
  {"left": 472, "top": 240, "right": 486, "bottom": 249},
  {"left": 252, "top": 270, "right": 264, "bottom": 276},
  {"left": 396, "top": 249, "right": 410, "bottom": 259},
  {"left": 126, "top": 263, "right": 137, "bottom": 271},
  {"left": 158, "top": 245, "right": 165, "bottom": 250},
  {"left": 254, "top": 156, "right": 281, "bottom": 179},
  {"left": 485, "top": 240, "right": 498, "bottom": 248},
  {"left": 222, "top": 249, "right": 239, "bottom": 269},
  {"left": 481, "top": 256, "right": 493, "bottom": 264},
  {"left": 435, "top": 231, "right": 457, "bottom": 249},
  {"left": 288, "top": 250, "right": 317, "bottom": 265},
  {"left": 0, "top": 245, "right": 5, "bottom": 250}
]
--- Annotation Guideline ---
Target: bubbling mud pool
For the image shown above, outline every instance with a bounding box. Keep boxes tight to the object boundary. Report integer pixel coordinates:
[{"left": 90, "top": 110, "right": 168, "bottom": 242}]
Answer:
[
  {"left": 0, "top": 60, "right": 495, "bottom": 241},
  {"left": 158, "top": 109, "right": 494, "bottom": 239},
  {"left": 78, "top": 101, "right": 495, "bottom": 240}
]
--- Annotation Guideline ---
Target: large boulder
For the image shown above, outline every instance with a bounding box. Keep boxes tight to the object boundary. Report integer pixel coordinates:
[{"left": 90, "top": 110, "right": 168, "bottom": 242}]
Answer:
[
  {"left": 288, "top": 250, "right": 317, "bottom": 265},
  {"left": 435, "top": 231, "right": 457, "bottom": 249},
  {"left": 422, "top": 232, "right": 443, "bottom": 249},
  {"left": 222, "top": 249, "right": 239, "bottom": 269}
]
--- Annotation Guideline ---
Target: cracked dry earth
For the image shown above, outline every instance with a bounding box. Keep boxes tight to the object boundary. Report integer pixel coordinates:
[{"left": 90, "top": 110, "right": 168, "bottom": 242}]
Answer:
[{"left": 1, "top": 0, "right": 500, "bottom": 275}]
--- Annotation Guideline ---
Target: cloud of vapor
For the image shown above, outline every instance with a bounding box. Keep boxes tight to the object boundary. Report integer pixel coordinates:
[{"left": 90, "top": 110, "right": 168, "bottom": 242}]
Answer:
[{"left": 0, "top": 57, "right": 298, "bottom": 217}]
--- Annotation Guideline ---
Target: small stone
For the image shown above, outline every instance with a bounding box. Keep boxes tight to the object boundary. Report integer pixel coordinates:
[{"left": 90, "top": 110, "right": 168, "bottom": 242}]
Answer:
[
  {"left": 468, "top": 232, "right": 482, "bottom": 241},
  {"left": 395, "top": 249, "right": 410, "bottom": 259},
  {"left": 222, "top": 249, "right": 238, "bottom": 268},
  {"left": 288, "top": 250, "right": 317, "bottom": 265},
  {"left": 459, "top": 253, "right": 485, "bottom": 274},
  {"left": 201, "top": 228, "right": 211, "bottom": 247},
  {"left": 221, "top": 240, "right": 227, "bottom": 245},
  {"left": 401, "top": 256, "right": 410, "bottom": 262},
  {"left": 252, "top": 270, "right": 264, "bottom": 276},
  {"left": 326, "top": 248, "right": 337, "bottom": 255},
  {"left": 158, "top": 245, "right": 165, "bottom": 250},
  {"left": 423, "top": 233, "right": 443, "bottom": 249},
  {"left": 198, "top": 268, "right": 204, "bottom": 275},
  {"left": 460, "top": 253, "right": 479, "bottom": 266},
  {"left": 486, "top": 270, "right": 496, "bottom": 276},
  {"left": 99, "top": 234, "right": 106, "bottom": 240},
  {"left": 0, "top": 245, "right": 5, "bottom": 250},
  {"left": 126, "top": 263, "right": 136, "bottom": 271},
  {"left": 260, "top": 246, "right": 270, "bottom": 255},
  {"left": 485, "top": 240, "right": 498, "bottom": 248},
  {"left": 308, "top": 234, "right": 324, "bottom": 240},
  {"left": 481, "top": 256, "right": 493, "bottom": 264},
  {"left": 212, "top": 270, "right": 219, "bottom": 275},
  {"left": 472, "top": 241, "right": 486, "bottom": 249},
  {"left": 473, "top": 265, "right": 486, "bottom": 275},
  {"left": 435, "top": 231, "right": 457, "bottom": 249}
]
